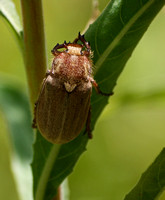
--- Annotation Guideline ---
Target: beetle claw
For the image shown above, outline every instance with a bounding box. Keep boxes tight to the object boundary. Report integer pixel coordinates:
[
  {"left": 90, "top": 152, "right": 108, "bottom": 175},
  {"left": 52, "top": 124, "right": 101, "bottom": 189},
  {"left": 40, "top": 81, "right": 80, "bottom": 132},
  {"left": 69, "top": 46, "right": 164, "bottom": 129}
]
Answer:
[{"left": 32, "top": 120, "right": 37, "bottom": 128}]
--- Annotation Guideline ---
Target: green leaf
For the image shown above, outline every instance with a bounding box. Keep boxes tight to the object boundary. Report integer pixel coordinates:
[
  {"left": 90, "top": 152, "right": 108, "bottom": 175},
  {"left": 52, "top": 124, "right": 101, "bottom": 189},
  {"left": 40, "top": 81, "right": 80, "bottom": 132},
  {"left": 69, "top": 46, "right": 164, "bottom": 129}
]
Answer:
[
  {"left": 124, "top": 148, "right": 165, "bottom": 200},
  {"left": 0, "top": 0, "right": 23, "bottom": 49},
  {"left": 0, "top": 83, "right": 34, "bottom": 200},
  {"left": 32, "top": 0, "right": 165, "bottom": 199},
  {"left": 0, "top": 84, "right": 33, "bottom": 161},
  {"left": 0, "top": 110, "right": 21, "bottom": 200},
  {"left": 85, "top": 0, "right": 165, "bottom": 125},
  {"left": 33, "top": 132, "right": 87, "bottom": 200}
]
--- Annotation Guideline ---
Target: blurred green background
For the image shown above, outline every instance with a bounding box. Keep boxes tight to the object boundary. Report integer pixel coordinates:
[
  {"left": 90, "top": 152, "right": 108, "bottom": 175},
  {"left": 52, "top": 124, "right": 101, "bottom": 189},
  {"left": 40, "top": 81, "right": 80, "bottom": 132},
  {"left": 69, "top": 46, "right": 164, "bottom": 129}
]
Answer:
[{"left": 0, "top": 0, "right": 165, "bottom": 200}]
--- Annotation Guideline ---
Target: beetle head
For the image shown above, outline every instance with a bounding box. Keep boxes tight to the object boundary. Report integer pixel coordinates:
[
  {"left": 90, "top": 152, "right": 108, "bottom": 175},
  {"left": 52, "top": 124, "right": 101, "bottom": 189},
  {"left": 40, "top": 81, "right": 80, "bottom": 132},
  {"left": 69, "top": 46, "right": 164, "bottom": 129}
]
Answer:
[{"left": 51, "top": 33, "right": 91, "bottom": 57}]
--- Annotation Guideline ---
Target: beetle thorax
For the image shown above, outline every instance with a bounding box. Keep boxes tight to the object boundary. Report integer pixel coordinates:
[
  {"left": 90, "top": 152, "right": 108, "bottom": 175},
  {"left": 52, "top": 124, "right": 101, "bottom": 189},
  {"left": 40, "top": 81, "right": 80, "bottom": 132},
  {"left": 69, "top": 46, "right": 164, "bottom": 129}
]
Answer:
[
  {"left": 67, "top": 46, "right": 82, "bottom": 56},
  {"left": 52, "top": 52, "right": 92, "bottom": 82},
  {"left": 51, "top": 43, "right": 93, "bottom": 92}
]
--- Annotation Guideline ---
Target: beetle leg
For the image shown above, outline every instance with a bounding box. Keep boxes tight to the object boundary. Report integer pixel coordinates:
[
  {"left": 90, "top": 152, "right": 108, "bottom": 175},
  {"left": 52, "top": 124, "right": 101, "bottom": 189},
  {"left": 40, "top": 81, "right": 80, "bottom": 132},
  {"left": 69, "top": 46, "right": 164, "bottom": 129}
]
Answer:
[
  {"left": 73, "top": 33, "right": 80, "bottom": 44},
  {"left": 46, "top": 69, "right": 51, "bottom": 76},
  {"left": 32, "top": 101, "right": 38, "bottom": 128},
  {"left": 51, "top": 43, "right": 68, "bottom": 56},
  {"left": 85, "top": 106, "right": 93, "bottom": 139},
  {"left": 46, "top": 69, "right": 56, "bottom": 78},
  {"left": 73, "top": 32, "right": 91, "bottom": 53},
  {"left": 90, "top": 78, "right": 114, "bottom": 96}
]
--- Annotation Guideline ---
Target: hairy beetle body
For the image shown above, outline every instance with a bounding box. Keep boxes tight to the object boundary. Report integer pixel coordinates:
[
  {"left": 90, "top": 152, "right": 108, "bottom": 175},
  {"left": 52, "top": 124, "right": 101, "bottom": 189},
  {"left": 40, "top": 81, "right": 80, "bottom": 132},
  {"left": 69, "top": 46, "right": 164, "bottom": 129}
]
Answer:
[
  {"left": 36, "top": 71, "right": 92, "bottom": 144},
  {"left": 33, "top": 33, "right": 113, "bottom": 144}
]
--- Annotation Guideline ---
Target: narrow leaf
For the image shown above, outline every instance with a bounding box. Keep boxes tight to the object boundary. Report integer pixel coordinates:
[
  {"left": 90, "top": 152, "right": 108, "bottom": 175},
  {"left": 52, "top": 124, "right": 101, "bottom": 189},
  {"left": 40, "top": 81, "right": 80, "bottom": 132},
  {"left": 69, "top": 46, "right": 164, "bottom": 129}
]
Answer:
[
  {"left": 85, "top": 0, "right": 165, "bottom": 125},
  {"left": 0, "top": 83, "right": 34, "bottom": 200},
  {"left": 0, "top": 84, "right": 33, "bottom": 161},
  {"left": 124, "top": 148, "right": 165, "bottom": 200},
  {"left": 33, "top": 132, "right": 87, "bottom": 200},
  {"left": 0, "top": 0, "right": 23, "bottom": 49},
  {"left": 32, "top": 0, "right": 165, "bottom": 199}
]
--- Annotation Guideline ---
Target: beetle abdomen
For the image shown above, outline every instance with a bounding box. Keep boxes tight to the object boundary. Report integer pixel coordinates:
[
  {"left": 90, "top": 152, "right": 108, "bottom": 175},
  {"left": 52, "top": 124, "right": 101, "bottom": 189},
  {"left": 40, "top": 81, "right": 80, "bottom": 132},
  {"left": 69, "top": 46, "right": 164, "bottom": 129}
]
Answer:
[{"left": 36, "top": 75, "right": 92, "bottom": 144}]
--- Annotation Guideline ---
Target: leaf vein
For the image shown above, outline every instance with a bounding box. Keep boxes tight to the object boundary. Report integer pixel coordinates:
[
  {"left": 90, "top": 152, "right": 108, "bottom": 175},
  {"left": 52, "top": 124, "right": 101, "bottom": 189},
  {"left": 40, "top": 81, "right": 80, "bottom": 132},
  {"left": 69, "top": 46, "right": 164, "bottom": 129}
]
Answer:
[{"left": 95, "top": 0, "right": 155, "bottom": 74}]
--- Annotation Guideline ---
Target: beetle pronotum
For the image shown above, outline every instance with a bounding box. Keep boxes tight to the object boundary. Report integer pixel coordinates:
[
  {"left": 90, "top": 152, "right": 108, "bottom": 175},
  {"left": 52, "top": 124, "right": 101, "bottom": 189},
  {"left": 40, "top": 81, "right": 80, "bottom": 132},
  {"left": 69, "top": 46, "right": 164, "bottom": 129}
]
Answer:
[{"left": 32, "top": 33, "right": 113, "bottom": 144}]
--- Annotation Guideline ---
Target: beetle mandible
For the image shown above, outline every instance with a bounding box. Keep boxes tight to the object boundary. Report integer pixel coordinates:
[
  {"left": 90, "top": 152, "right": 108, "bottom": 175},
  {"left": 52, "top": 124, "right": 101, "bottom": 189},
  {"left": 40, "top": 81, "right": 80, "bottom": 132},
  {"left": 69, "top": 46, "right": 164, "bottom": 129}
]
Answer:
[{"left": 32, "top": 32, "right": 113, "bottom": 144}]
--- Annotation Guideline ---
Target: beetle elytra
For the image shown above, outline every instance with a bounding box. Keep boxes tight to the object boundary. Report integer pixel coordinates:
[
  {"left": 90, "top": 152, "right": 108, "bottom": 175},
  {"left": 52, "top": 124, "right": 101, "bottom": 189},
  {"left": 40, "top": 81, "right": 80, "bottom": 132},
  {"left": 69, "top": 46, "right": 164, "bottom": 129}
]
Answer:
[{"left": 32, "top": 33, "right": 113, "bottom": 144}]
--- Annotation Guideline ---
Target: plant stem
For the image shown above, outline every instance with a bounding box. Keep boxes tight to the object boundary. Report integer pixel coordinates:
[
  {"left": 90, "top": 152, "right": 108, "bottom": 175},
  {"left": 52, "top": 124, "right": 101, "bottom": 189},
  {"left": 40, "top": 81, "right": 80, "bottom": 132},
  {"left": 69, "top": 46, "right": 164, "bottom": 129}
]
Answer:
[
  {"left": 20, "top": 2, "right": 62, "bottom": 200},
  {"left": 35, "top": 144, "right": 61, "bottom": 200},
  {"left": 20, "top": 0, "right": 47, "bottom": 107}
]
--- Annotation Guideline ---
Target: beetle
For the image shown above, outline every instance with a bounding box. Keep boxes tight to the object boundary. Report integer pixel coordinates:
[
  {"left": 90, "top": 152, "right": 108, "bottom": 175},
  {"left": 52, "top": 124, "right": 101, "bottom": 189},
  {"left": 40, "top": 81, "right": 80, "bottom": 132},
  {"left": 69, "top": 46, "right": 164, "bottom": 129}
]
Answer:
[{"left": 32, "top": 32, "right": 113, "bottom": 144}]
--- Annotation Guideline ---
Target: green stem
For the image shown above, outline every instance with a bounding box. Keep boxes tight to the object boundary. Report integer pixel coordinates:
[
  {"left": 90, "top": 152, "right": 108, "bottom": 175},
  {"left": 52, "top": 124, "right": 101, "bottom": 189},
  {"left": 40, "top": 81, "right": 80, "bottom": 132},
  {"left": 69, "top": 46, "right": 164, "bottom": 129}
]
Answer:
[
  {"left": 35, "top": 144, "right": 61, "bottom": 200},
  {"left": 20, "top": 0, "right": 47, "bottom": 107}
]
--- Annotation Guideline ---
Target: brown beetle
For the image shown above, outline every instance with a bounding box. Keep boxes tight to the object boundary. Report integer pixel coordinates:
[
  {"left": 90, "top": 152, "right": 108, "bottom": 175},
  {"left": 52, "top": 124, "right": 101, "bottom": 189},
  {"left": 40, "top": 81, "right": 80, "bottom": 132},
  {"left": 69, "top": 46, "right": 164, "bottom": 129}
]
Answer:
[{"left": 32, "top": 33, "right": 113, "bottom": 144}]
